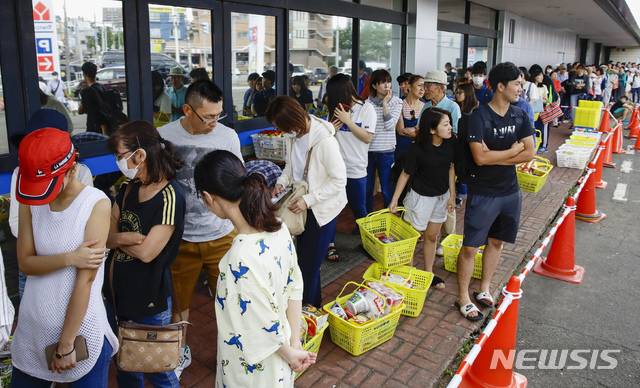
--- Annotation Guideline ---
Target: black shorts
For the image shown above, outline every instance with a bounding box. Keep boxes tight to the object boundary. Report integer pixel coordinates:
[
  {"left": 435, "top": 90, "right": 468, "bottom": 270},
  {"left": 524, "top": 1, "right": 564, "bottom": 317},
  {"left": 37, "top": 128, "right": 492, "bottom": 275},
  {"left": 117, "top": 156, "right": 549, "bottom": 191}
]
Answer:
[{"left": 463, "top": 191, "right": 522, "bottom": 247}]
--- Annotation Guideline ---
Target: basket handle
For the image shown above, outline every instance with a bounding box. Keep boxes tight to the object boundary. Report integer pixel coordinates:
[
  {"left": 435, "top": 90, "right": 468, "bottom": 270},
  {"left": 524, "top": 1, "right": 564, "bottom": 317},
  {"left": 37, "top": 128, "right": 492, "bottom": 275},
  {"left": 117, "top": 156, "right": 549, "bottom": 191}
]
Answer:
[
  {"left": 381, "top": 267, "right": 414, "bottom": 289},
  {"left": 365, "top": 206, "right": 406, "bottom": 220},
  {"left": 301, "top": 317, "right": 317, "bottom": 346},
  {"left": 335, "top": 281, "right": 388, "bottom": 311},
  {"left": 532, "top": 155, "right": 551, "bottom": 165}
]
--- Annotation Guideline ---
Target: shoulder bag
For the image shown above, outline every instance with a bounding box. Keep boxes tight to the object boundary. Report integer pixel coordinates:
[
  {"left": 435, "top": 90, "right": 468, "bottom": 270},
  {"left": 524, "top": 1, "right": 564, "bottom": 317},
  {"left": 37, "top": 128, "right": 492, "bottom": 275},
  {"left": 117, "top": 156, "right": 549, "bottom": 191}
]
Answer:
[
  {"left": 109, "top": 183, "right": 188, "bottom": 373},
  {"left": 276, "top": 145, "right": 314, "bottom": 236}
]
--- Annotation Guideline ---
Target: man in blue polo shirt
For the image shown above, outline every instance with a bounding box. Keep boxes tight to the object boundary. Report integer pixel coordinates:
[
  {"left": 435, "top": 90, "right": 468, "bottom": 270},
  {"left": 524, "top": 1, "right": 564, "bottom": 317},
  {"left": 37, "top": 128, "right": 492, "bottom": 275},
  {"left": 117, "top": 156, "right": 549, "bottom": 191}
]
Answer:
[
  {"left": 421, "top": 70, "right": 461, "bottom": 133},
  {"left": 456, "top": 62, "right": 535, "bottom": 321}
]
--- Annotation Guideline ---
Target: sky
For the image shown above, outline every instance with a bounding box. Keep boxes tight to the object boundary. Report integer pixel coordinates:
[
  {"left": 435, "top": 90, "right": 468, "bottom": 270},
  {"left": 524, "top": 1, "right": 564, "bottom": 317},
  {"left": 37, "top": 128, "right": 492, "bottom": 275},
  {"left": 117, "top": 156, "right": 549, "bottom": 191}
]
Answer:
[{"left": 627, "top": 0, "right": 640, "bottom": 28}]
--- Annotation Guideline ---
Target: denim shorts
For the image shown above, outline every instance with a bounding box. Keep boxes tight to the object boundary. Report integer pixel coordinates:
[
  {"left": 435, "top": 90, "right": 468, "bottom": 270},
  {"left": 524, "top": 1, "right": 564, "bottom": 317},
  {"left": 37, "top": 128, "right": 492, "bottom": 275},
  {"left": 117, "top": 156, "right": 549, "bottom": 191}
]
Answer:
[{"left": 463, "top": 191, "right": 522, "bottom": 247}]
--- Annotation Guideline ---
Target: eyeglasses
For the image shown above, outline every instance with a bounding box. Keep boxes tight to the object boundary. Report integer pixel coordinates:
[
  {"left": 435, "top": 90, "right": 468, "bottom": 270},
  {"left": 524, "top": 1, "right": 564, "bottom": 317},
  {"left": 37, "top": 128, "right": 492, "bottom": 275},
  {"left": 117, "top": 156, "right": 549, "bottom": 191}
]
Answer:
[
  {"left": 113, "top": 136, "right": 141, "bottom": 160},
  {"left": 188, "top": 104, "right": 227, "bottom": 125}
]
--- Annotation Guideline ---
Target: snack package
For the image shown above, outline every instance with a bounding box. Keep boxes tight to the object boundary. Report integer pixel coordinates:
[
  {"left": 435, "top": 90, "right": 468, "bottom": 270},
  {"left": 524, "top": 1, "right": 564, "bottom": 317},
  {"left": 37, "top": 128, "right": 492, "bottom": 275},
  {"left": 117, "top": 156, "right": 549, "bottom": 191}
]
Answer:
[
  {"left": 380, "top": 271, "right": 413, "bottom": 288},
  {"left": 328, "top": 301, "right": 348, "bottom": 320},
  {"left": 346, "top": 291, "right": 370, "bottom": 316},
  {"left": 302, "top": 304, "right": 328, "bottom": 336},
  {"left": 367, "top": 281, "right": 404, "bottom": 314},
  {"left": 348, "top": 313, "right": 373, "bottom": 326}
]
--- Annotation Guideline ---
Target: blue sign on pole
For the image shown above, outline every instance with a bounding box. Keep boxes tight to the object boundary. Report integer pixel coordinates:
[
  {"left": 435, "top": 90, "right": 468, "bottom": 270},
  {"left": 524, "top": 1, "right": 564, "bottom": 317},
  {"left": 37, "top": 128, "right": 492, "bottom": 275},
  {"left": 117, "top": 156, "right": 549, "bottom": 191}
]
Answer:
[{"left": 36, "top": 38, "right": 53, "bottom": 54}]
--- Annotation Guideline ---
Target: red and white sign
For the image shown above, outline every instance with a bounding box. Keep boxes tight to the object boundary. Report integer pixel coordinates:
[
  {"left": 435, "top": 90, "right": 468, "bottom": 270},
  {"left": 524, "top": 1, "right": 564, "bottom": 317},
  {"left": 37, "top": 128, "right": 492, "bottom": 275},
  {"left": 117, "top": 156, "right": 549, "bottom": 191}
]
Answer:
[
  {"left": 33, "top": 1, "right": 50, "bottom": 21},
  {"left": 38, "top": 55, "right": 54, "bottom": 72}
]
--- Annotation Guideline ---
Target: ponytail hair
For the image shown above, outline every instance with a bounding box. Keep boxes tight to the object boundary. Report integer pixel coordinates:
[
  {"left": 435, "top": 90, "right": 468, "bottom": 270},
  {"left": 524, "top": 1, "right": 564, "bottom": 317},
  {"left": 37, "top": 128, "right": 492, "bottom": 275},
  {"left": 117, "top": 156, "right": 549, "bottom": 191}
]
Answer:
[{"left": 194, "top": 150, "right": 281, "bottom": 232}]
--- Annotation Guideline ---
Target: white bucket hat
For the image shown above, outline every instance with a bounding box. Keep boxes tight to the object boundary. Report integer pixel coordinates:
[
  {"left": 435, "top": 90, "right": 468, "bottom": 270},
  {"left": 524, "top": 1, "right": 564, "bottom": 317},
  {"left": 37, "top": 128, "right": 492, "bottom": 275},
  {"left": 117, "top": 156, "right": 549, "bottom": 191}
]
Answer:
[{"left": 424, "top": 70, "right": 447, "bottom": 85}]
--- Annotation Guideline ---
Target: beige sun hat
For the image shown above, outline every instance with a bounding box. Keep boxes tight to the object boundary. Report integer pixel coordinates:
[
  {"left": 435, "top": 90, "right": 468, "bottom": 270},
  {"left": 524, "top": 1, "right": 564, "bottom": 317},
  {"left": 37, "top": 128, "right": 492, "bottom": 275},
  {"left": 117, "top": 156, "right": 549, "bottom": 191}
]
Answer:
[{"left": 424, "top": 70, "right": 447, "bottom": 85}]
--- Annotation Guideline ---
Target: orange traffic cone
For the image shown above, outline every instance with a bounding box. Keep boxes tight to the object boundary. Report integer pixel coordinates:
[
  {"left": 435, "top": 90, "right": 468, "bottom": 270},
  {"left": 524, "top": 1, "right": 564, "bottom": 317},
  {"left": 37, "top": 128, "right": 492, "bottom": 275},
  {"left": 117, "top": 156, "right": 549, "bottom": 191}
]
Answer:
[
  {"left": 633, "top": 131, "right": 640, "bottom": 151},
  {"left": 599, "top": 106, "right": 611, "bottom": 132},
  {"left": 602, "top": 132, "right": 616, "bottom": 168},
  {"left": 627, "top": 107, "right": 638, "bottom": 129},
  {"left": 594, "top": 140, "right": 607, "bottom": 189},
  {"left": 533, "top": 197, "right": 585, "bottom": 284},
  {"left": 612, "top": 120, "right": 627, "bottom": 154},
  {"left": 576, "top": 161, "right": 607, "bottom": 223},
  {"left": 459, "top": 276, "right": 527, "bottom": 388},
  {"left": 627, "top": 111, "right": 640, "bottom": 139}
]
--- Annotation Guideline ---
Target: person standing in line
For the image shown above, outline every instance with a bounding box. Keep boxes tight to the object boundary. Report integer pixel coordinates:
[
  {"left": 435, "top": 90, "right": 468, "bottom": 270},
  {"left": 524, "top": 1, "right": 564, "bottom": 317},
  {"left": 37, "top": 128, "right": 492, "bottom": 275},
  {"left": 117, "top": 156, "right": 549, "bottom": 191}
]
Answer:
[
  {"left": 365, "top": 69, "right": 403, "bottom": 214},
  {"left": 11, "top": 128, "right": 117, "bottom": 386},
  {"left": 389, "top": 107, "right": 457, "bottom": 290},
  {"left": 243, "top": 72, "right": 260, "bottom": 116},
  {"left": 631, "top": 69, "right": 640, "bottom": 103},
  {"left": 395, "top": 75, "right": 425, "bottom": 160},
  {"left": 357, "top": 60, "right": 371, "bottom": 99},
  {"left": 168, "top": 67, "right": 187, "bottom": 122},
  {"left": 445, "top": 62, "right": 457, "bottom": 93},
  {"left": 317, "top": 65, "right": 338, "bottom": 107},
  {"left": 454, "top": 82, "right": 479, "bottom": 116},
  {"left": 396, "top": 72, "right": 412, "bottom": 99},
  {"left": 152, "top": 71, "right": 171, "bottom": 126},
  {"left": 157, "top": 80, "right": 242, "bottom": 378},
  {"left": 269, "top": 96, "right": 347, "bottom": 307},
  {"left": 289, "top": 75, "right": 314, "bottom": 111},
  {"left": 252, "top": 70, "right": 277, "bottom": 117},
  {"left": 471, "top": 62, "right": 494, "bottom": 106},
  {"left": 455, "top": 62, "right": 535, "bottom": 321},
  {"left": 194, "top": 150, "right": 316, "bottom": 387},
  {"left": 104, "top": 121, "right": 186, "bottom": 387},
  {"left": 569, "top": 65, "right": 590, "bottom": 125},
  {"left": 47, "top": 71, "right": 70, "bottom": 104}
]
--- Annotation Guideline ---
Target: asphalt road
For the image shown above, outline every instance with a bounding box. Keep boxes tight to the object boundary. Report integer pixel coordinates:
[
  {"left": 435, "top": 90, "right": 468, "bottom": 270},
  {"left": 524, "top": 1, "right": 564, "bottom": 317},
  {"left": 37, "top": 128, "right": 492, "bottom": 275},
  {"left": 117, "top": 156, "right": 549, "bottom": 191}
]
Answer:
[{"left": 515, "top": 135, "right": 640, "bottom": 387}]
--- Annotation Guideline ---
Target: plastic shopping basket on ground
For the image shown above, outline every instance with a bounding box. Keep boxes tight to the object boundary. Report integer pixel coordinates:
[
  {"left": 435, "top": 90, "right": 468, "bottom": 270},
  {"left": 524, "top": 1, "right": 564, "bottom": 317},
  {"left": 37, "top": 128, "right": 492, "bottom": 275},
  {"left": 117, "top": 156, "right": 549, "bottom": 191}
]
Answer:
[
  {"left": 516, "top": 156, "right": 553, "bottom": 193},
  {"left": 362, "top": 263, "right": 433, "bottom": 317},
  {"left": 356, "top": 207, "right": 421, "bottom": 268},
  {"left": 322, "top": 281, "right": 404, "bottom": 356},
  {"left": 441, "top": 234, "right": 488, "bottom": 279},
  {"left": 295, "top": 320, "right": 328, "bottom": 380}
]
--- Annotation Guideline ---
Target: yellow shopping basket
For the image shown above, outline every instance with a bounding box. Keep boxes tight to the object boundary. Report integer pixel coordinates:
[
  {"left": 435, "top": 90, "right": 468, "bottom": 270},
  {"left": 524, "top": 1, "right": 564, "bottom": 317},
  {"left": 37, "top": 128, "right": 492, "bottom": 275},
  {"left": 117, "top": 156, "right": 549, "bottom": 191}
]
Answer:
[
  {"left": 323, "top": 281, "right": 404, "bottom": 356},
  {"left": 356, "top": 207, "right": 421, "bottom": 268},
  {"left": 516, "top": 156, "right": 553, "bottom": 193},
  {"left": 362, "top": 263, "right": 433, "bottom": 317},
  {"left": 295, "top": 319, "right": 328, "bottom": 380}
]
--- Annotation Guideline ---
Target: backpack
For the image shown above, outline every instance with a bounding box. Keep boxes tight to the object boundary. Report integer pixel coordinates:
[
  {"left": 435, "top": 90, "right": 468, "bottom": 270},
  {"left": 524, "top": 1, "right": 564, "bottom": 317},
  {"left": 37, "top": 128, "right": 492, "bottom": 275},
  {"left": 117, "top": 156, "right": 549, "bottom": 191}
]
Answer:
[
  {"left": 455, "top": 107, "right": 525, "bottom": 184},
  {"left": 103, "top": 89, "right": 124, "bottom": 113}
]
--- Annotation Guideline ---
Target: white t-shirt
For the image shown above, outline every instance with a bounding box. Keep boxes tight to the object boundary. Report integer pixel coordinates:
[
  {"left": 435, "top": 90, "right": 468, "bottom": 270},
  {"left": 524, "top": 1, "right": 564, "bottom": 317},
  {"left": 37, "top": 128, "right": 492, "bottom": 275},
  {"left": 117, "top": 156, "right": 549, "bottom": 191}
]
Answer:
[
  {"left": 523, "top": 82, "right": 540, "bottom": 103},
  {"left": 291, "top": 133, "right": 309, "bottom": 182},
  {"left": 154, "top": 92, "right": 171, "bottom": 114},
  {"left": 335, "top": 100, "right": 376, "bottom": 179}
]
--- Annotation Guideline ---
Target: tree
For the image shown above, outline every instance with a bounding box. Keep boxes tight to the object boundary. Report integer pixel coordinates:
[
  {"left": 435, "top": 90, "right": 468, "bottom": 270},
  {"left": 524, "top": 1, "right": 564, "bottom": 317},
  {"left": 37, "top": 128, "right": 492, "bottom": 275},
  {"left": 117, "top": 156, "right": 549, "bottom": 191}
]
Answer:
[
  {"left": 87, "top": 36, "right": 95, "bottom": 52},
  {"left": 359, "top": 21, "right": 392, "bottom": 65}
]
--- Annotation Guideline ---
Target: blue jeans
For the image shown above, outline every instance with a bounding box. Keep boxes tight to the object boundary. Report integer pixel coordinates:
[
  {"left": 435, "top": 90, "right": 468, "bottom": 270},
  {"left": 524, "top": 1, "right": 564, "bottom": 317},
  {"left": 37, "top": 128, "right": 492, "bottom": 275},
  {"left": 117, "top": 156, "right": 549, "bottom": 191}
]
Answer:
[
  {"left": 18, "top": 271, "right": 26, "bottom": 299},
  {"left": 346, "top": 177, "right": 367, "bottom": 221},
  {"left": 366, "top": 151, "right": 394, "bottom": 214},
  {"left": 570, "top": 94, "right": 580, "bottom": 122},
  {"left": 105, "top": 297, "right": 180, "bottom": 388},
  {"left": 11, "top": 337, "right": 112, "bottom": 388},
  {"left": 298, "top": 210, "right": 338, "bottom": 307},
  {"left": 632, "top": 88, "right": 640, "bottom": 103}
]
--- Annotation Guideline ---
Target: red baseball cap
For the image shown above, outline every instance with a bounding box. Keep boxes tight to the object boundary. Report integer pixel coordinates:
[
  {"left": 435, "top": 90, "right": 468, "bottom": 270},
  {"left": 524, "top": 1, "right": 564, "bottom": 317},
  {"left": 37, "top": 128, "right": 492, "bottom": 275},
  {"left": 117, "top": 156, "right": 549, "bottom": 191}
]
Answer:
[{"left": 16, "top": 128, "right": 75, "bottom": 205}]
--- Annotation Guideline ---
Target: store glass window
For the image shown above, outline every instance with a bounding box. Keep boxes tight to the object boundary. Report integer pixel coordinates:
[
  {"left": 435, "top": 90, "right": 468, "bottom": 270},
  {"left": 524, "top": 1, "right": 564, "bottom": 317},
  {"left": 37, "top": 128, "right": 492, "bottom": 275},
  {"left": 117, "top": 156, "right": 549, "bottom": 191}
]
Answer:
[
  {"left": 438, "top": 0, "right": 466, "bottom": 25},
  {"left": 358, "top": 20, "right": 401, "bottom": 94},
  {"left": 0, "top": 60, "right": 6, "bottom": 154},
  {"left": 230, "top": 12, "right": 276, "bottom": 120},
  {"left": 437, "top": 31, "right": 464, "bottom": 92},
  {"left": 288, "top": 11, "right": 351, "bottom": 110},
  {"left": 33, "top": 0, "right": 128, "bottom": 135},
  {"left": 148, "top": 5, "right": 213, "bottom": 127},
  {"left": 468, "top": 35, "right": 494, "bottom": 69},
  {"left": 469, "top": 3, "right": 496, "bottom": 30},
  {"left": 360, "top": 0, "right": 404, "bottom": 12}
]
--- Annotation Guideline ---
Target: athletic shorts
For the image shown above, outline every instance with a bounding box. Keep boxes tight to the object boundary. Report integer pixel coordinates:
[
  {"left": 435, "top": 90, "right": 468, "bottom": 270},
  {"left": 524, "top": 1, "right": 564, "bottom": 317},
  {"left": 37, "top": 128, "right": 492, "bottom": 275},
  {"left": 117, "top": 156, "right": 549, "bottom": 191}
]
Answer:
[
  {"left": 463, "top": 191, "right": 522, "bottom": 247},
  {"left": 171, "top": 230, "right": 237, "bottom": 312},
  {"left": 403, "top": 189, "right": 449, "bottom": 232}
]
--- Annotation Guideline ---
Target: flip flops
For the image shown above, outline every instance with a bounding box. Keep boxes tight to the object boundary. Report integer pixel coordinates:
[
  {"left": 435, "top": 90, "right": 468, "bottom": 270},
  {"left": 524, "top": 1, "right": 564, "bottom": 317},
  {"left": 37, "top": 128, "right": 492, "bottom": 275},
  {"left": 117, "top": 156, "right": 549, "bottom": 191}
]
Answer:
[
  {"left": 454, "top": 300, "right": 484, "bottom": 322},
  {"left": 474, "top": 291, "right": 494, "bottom": 308},
  {"left": 326, "top": 246, "right": 340, "bottom": 262},
  {"left": 431, "top": 275, "right": 445, "bottom": 290}
]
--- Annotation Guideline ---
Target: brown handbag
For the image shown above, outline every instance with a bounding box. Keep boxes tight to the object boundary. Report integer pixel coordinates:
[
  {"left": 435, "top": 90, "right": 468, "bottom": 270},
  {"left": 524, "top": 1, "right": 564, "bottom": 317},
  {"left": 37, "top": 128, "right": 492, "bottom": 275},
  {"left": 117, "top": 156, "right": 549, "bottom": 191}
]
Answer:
[{"left": 109, "top": 183, "right": 188, "bottom": 374}]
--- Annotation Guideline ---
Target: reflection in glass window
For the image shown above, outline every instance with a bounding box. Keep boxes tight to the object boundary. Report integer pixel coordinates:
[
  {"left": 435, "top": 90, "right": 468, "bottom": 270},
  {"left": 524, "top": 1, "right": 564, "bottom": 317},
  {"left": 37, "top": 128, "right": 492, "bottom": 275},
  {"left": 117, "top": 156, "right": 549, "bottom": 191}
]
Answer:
[
  {"left": 358, "top": 20, "right": 401, "bottom": 94},
  {"left": 437, "top": 31, "right": 464, "bottom": 92},
  {"left": 0, "top": 59, "right": 7, "bottom": 154},
  {"left": 360, "top": 0, "right": 403, "bottom": 12},
  {"left": 469, "top": 3, "right": 496, "bottom": 30},
  {"left": 468, "top": 36, "right": 494, "bottom": 70},
  {"left": 148, "top": 5, "right": 213, "bottom": 126},
  {"left": 288, "top": 11, "right": 351, "bottom": 114},
  {"left": 437, "top": 0, "right": 466, "bottom": 24},
  {"left": 231, "top": 13, "right": 276, "bottom": 120},
  {"left": 32, "top": 0, "right": 127, "bottom": 136}
]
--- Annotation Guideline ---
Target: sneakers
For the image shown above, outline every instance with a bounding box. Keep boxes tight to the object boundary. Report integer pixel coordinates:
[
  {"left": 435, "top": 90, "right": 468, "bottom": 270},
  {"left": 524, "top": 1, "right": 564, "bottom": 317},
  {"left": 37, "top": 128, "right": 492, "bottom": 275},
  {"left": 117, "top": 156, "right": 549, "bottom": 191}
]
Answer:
[
  {"left": 436, "top": 245, "right": 444, "bottom": 257},
  {"left": 537, "top": 147, "right": 548, "bottom": 153},
  {"left": 175, "top": 345, "right": 192, "bottom": 379}
]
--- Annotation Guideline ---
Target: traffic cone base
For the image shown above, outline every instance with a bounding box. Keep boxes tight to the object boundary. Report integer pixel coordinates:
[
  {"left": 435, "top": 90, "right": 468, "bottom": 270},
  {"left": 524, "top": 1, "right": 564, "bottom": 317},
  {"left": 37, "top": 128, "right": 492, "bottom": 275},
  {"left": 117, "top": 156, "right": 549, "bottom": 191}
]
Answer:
[
  {"left": 575, "top": 210, "right": 606, "bottom": 223},
  {"left": 595, "top": 181, "right": 608, "bottom": 189},
  {"left": 533, "top": 257, "right": 585, "bottom": 284},
  {"left": 602, "top": 162, "right": 616, "bottom": 168},
  {"left": 460, "top": 370, "right": 528, "bottom": 388}
]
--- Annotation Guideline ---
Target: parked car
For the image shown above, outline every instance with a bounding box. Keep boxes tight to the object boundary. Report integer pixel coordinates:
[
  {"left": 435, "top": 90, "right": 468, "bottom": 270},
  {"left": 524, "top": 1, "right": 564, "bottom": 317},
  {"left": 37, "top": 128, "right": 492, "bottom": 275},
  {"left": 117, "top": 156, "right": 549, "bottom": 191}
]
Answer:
[
  {"left": 291, "top": 64, "right": 305, "bottom": 77},
  {"left": 307, "top": 67, "right": 328, "bottom": 85},
  {"left": 74, "top": 66, "right": 127, "bottom": 98},
  {"left": 100, "top": 51, "right": 190, "bottom": 84},
  {"left": 61, "top": 62, "right": 83, "bottom": 83}
]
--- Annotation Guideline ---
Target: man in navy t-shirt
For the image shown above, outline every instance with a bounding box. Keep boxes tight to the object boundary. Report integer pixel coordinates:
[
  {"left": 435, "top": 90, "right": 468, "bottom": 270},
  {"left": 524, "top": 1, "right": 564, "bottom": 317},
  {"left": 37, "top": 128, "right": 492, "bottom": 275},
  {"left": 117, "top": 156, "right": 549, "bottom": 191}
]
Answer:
[{"left": 456, "top": 62, "right": 536, "bottom": 321}]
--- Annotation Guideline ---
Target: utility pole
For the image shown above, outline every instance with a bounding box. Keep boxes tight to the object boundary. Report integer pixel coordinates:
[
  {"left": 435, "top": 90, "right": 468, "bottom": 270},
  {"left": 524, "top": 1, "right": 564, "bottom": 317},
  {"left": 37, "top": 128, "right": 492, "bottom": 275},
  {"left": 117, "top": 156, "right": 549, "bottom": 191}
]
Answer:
[
  {"left": 173, "top": 9, "right": 180, "bottom": 62},
  {"left": 63, "top": 0, "right": 71, "bottom": 93}
]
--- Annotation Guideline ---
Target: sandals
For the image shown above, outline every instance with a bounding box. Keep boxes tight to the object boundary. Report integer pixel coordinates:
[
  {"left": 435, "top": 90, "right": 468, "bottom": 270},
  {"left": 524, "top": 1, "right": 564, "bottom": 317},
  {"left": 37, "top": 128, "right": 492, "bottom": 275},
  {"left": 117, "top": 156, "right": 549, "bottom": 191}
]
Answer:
[
  {"left": 326, "top": 246, "right": 340, "bottom": 262},
  {"left": 474, "top": 291, "right": 494, "bottom": 308},
  {"left": 455, "top": 300, "right": 484, "bottom": 322},
  {"left": 431, "top": 275, "right": 445, "bottom": 290}
]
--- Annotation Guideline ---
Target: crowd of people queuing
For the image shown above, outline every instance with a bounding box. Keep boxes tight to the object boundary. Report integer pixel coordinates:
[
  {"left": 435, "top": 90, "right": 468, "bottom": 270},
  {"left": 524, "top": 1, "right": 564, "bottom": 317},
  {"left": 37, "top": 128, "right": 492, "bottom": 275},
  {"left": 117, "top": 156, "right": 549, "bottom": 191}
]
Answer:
[{"left": 3, "top": 56, "right": 637, "bottom": 387}]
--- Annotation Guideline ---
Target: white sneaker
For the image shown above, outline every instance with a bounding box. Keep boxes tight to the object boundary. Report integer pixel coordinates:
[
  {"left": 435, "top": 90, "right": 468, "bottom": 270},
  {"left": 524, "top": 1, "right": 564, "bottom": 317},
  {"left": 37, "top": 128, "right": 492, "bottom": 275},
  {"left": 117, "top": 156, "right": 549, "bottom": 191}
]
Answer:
[
  {"left": 175, "top": 345, "right": 192, "bottom": 379},
  {"left": 436, "top": 245, "right": 444, "bottom": 257}
]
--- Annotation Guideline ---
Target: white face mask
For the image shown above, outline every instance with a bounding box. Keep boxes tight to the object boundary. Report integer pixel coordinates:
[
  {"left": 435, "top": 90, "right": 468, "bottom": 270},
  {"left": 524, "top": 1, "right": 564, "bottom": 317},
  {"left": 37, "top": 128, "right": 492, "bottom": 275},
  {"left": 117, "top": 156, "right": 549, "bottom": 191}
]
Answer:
[
  {"left": 472, "top": 76, "right": 484, "bottom": 86},
  {"left": 116, "top": 150, "right": 140, "bottom": 180}
]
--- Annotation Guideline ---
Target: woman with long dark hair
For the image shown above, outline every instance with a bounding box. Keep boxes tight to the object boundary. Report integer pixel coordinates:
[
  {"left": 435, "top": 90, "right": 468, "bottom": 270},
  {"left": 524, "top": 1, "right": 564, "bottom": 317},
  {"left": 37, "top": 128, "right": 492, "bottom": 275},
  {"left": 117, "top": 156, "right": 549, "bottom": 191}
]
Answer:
[
  {"left": 289, "top": 75, "right": 314, "bottom": 111},
  {"left": 389, "top": 107, "right": 456, "bottom": 290},
  {"left": 194, "top": 150, "right": 316, "bottom": 387},
  {"left": 268, "top": 96, "right": 347, "bottom": 307},
  {"left": 104, "top": 120, "right": 186, "bottom": 387},
  {"left": 395, "top": 75, "right": 425, "bottom": 159},
  {"left": 454, "top": 82, "right": 479, "bottom": 115}
]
